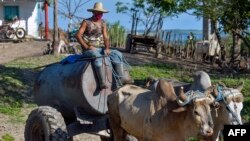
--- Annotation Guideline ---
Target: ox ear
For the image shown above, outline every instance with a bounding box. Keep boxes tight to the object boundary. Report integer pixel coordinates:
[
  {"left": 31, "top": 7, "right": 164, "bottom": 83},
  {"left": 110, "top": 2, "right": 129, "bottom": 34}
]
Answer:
[
  {"left": 172, "top": 107, "right": 187, "bottom": 113},
  {"left": 144, "top": 76, "right": 156, "bottom": 88},
  {"left": 236, "top": 81, "right": 244, "bottom": 92}
]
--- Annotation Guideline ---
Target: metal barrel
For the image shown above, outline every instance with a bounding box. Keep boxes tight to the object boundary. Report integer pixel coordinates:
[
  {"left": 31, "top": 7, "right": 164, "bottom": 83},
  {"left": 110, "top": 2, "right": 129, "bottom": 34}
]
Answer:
[{"left": 33, "top": 60, "right": 113, "bottom": 118}]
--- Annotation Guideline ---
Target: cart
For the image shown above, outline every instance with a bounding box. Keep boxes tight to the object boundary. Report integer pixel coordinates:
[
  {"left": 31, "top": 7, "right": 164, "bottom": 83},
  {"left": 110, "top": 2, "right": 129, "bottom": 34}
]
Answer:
[
  {"left": 24, "top": 58, "right": 131, "bottom": 141},
  {"left": 125, "top": 34, "right": 163, "bottom": 58}
]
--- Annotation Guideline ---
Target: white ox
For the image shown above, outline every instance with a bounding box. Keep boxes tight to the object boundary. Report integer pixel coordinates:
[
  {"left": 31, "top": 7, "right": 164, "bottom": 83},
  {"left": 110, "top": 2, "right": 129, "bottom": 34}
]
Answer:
[
  {"left": 190, "top": 71, "right": 244, "bottom": 141},
  {"left": 193, "top": 34, "right": 221, "bottom": 62},
  {"left": 107, "top": 81, "right": 214, "bottom": 141},
  {"left": 145, "top": 71, "right": 244, "bottom": 141}
]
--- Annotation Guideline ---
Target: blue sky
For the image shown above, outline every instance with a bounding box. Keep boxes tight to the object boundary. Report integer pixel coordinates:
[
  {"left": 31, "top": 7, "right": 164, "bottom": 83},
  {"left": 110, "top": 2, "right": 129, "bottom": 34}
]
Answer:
[{"left": 47, "top": 0, "right": 202, "bottom": 30}]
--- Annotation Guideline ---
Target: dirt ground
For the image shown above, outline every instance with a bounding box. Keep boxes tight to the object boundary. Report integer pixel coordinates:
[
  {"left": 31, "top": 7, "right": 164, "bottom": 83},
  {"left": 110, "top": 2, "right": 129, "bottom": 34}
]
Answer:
[
  {"left": 0, "top": 40, "right": 215, "bottom": 141},
  {"left": 0, "top": 40, "right": 47, "bottom": 64}
]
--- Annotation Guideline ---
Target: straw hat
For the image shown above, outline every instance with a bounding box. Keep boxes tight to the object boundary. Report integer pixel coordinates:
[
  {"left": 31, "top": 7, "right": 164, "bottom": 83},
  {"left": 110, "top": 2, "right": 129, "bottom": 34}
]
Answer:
[{"left": 87, "top": 2, "right": 109, "bottom": 13}]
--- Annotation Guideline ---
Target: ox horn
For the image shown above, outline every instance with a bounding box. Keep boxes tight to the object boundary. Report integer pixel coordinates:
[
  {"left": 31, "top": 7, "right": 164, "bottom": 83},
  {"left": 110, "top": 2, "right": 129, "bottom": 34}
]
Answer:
[
  {"left": 177, "top": 87, "right": 188, "bottom": 106},
  {"left": 208, "top": 85, "right": 219, "bottom": 98},
  {"left": 236, "top": 81, "right": 244, "bottom": 92},
  {"left": 144, "top": 76, "right": 157, "bottom": 88},
  {"left": 179, "top": 87, "right": 186, "bottom": 101},
  {"left": 204, "top": 86, "right": 216, "bottom": 103}
]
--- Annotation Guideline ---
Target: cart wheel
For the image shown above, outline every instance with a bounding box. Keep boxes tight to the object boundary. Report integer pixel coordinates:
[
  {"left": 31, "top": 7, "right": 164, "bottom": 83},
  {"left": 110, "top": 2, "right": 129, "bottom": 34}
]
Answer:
[
  {"left": 15, "top": 28, "right": 26, "bottom": 39},
  {"left": 25, "top": 106, "right": 71, "bottom": 141},
  {"left": 5, "top": 29, "right": 15, "bottom": 39}
]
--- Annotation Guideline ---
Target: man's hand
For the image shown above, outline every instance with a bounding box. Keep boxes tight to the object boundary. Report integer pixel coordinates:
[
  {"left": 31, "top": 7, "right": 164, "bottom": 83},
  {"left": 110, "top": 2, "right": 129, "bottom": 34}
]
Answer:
[
  {"left": 88, "top": 46, "right": 96, "bottom": 50},
  {"left": 105, "top": 48, "right": 111, "bottom": 56}
]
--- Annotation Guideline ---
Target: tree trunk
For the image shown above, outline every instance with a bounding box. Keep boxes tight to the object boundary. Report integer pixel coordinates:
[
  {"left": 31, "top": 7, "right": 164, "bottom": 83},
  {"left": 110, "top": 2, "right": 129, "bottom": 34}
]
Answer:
[
  {"left": 231, "top": 30, "right": 242, "bottom": 62},
  {"left": 203, "top": 17, "right": 209, "bottom": 40},
  {"left": 44, "top": 1, "right": 49, "bottom": 40},
  {"left": 135, "top": 17, "right": 139, "bottom": 35},
  {"left": 131, "top": 12, "right": 135, "bottom": 35},
  {"left": 210, "top": 20, "right": 226, "bottom": 61},
  {"left": 53, "top": 0, "right": 59, "bottom": 55}
]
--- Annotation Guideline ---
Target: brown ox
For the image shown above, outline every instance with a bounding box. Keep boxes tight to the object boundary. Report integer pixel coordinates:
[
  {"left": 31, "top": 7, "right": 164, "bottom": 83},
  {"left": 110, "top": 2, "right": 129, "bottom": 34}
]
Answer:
[{"left": 107, "top": 80, "right": 214, "bottom": 141}]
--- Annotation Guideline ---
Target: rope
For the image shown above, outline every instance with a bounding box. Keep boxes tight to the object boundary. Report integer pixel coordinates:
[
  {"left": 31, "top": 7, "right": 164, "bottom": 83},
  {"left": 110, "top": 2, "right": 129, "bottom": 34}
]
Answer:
[
  {"left": 101, "top": 57, "right": 113, "bottom": 138},
  {"left": 111, "top": 55, "right": 132, "bottom": 87},
  {"left": 215, "top": 86, "right": 224, "bottom": 101},
  {"left": 219, "top": 89, "right": 241, "bottom": 125},
  {"left": 111, "top": 69, "right": 123, "bottom": 86},
  {"left": 102, "top": 57, "right": 107, "bottom": 113}
]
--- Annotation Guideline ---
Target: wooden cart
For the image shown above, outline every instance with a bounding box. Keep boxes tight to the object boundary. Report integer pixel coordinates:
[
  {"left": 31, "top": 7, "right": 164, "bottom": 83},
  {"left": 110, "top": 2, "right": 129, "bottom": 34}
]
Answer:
[{"left": 125, "top": 34, "right": 163, "bottom": 58}]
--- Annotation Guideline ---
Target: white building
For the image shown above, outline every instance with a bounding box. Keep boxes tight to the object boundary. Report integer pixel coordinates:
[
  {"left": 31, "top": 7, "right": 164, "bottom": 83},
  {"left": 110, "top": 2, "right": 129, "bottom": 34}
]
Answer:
[{"left": 0, "top": 0, "right": 44, "bottom": 38}]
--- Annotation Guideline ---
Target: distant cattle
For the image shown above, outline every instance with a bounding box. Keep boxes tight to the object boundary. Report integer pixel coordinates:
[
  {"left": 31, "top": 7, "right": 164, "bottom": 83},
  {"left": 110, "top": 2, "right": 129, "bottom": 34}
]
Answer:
[
  {"left": 193, "top": 34, "right": 221, "bottom": 63},
  {"left": 57, "top": 39, "right": 79, "bottom": 54},
  {"left": 107, "top": 80, "right": 214, "bottom": 141},
  {"left": 145, "top": 71, "right": 244, "bottom": 141}
]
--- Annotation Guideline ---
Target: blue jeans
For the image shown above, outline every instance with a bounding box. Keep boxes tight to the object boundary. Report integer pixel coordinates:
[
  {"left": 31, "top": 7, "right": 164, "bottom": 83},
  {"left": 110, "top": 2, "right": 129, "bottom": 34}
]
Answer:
[
  {"left": 80, "top": 48, "right": 132, "bottom": 87},
  {"left": 82, "top": 48, "right": 124, "bottom": 68}
]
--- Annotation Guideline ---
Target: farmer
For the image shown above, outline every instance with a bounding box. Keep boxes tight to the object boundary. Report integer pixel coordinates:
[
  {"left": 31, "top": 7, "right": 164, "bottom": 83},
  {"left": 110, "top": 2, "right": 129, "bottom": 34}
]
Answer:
[{"left": 75, "top": 2, "right": 133, "bottom": 89}]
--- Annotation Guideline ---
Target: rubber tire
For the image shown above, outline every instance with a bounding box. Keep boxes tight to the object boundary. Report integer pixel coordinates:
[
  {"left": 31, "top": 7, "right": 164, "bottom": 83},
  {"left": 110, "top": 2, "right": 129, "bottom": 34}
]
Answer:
[
  {"left": 24, "top": 106, "right": 71, "bottom": 141},
  {"left": 15, "top": 28, "right": 26, "bottom": 39},
  {"left": 5, "top": 29, "right": 15, "bottom": 39}
]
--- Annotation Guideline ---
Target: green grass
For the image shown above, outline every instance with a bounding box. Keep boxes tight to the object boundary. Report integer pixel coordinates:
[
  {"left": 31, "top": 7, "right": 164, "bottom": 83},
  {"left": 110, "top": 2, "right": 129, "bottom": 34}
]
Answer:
[
  {"left": 1, "top": 134, "right": 15, "bottom": 141},
  {"left": 130, "top": 64, "right": 250, "bottom": 123},
  {"left": 130, "top": 64, "right": 193, "bottom": 85},
  {"left": 0, "top": 55, "right": 65, "bottom": 118}
]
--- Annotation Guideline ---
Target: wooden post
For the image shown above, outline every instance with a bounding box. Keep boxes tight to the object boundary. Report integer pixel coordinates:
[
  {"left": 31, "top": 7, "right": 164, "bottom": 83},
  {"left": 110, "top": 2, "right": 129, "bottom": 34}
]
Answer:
[
  {"left": 53, "top": 0, "right": 59, "bottom": 55},
  {"left": 167, "top": 31, "right": 171, "bottom": 56},
  {"left": 44, "top": 1, "right": 49, "bottom": 40}
]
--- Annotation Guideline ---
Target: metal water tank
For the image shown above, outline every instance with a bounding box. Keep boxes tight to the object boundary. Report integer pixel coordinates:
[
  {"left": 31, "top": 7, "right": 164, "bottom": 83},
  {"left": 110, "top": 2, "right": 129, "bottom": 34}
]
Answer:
[{"left": 34, "top": 60, "right": 113, "bottom": 118}]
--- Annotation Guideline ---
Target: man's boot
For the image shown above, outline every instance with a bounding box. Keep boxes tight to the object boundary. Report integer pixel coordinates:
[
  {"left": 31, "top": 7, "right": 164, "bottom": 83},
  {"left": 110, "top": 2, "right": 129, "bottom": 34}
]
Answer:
[
  {"left": 114, "top": 63, "right": 134, "bottom": 85},
  {"left": 95, "top": 67, "right": 108, "bottom": 89}
]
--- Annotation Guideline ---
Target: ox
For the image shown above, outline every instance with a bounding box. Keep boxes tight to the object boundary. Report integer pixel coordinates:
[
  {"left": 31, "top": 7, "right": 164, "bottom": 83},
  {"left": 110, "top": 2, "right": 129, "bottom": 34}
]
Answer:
[
  {"left": 145, "top": 71, "right": 244, "bottom": 141},
  {"left": 193, "top": 34, "right": 221, "bottom": 63},
  {"left": 107, "top": 80, "right": 214, "bottom": 141},
  {"left": 190, "top": 71, "right": 244, "bottom": 141}
]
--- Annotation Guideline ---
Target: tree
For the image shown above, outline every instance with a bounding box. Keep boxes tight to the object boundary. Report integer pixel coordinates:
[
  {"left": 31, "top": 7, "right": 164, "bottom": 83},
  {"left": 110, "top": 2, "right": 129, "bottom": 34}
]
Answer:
[
  {"left": 159, "top": 0, "right": 250, "bottom": 62},
  {"left": 173, "top": 0, "right": 227, "bottom": 59},
  {"left": 58, "top": 0, "right": 91, "bottom": 34},
  {"left": 116, "top": 0, "right": 176, "bottom": 36},
  {"left": 220, "top": 0, "right": 250, "bottom": 61}
]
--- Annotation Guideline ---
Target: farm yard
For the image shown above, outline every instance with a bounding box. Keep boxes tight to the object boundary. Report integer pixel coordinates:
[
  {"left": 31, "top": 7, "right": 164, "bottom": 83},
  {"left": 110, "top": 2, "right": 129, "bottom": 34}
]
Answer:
[
  {"left": 0, "top": 0, "right": 250, "bottom": 140},
  {"left": 0, "top": 40, "right": 250, "bottom": 141}
]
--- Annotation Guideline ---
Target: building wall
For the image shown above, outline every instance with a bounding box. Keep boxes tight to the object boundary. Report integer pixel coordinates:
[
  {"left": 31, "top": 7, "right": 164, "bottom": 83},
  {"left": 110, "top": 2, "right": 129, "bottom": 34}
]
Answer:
[
  {"left": 0, "top": 1, "right": 43, "bottom": 38},
  {"left": 0, "top": 4, "right": 3, "bottom": 25}
]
